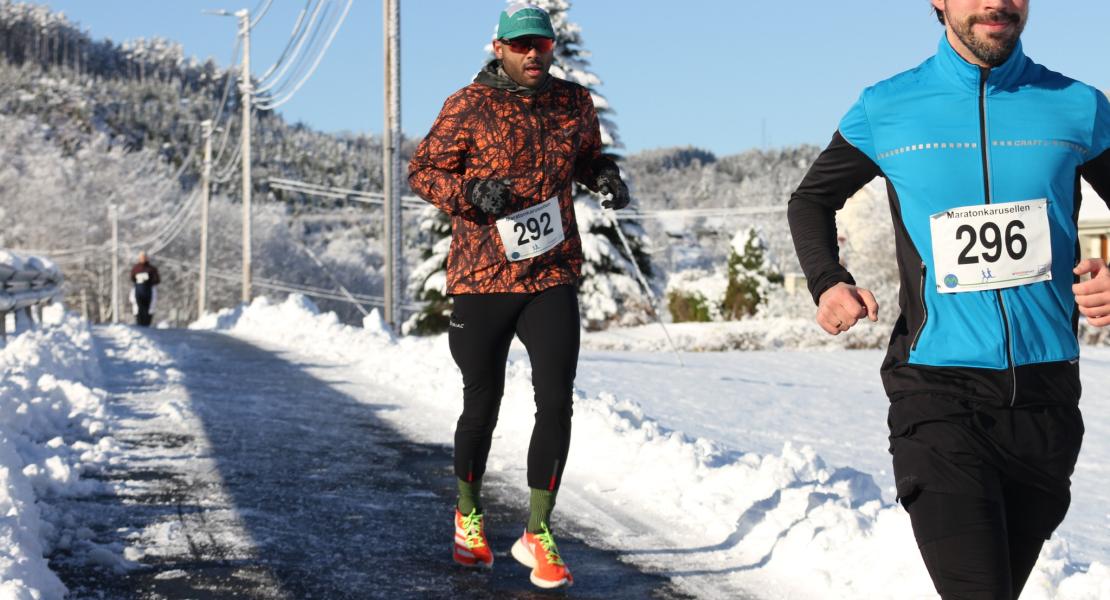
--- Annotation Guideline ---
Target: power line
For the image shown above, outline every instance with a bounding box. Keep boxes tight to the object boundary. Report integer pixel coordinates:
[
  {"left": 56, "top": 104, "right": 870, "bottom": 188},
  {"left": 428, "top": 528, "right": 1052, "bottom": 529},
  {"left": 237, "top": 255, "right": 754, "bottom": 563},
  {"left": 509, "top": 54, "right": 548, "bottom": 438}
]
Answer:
[
  {"left": 293, "top": 240, "right": 371, "bottom": 316},
  {"left": 254, "top": 0, "right": 317, "bottom": 85},
  {"left": 210, "top": 108, "right": 259, "bottom": 184},
  {"left": 256, "top": 0, "right": 335, "bottom": 100},
  {"left": 614, "top": 206, "right": 787, "bottom": 220},
  {"left": 268, "top": 177, "right": 426, "bottom": 209},
  {"left": 211, "top": 139, "right": 243, "bottom": 183},
  {"left": 18, "top": 168, "right": 203, "bottom": 260},
  {"left": 157, "top": 255, "right": 425, "bottom": 311},
  {"left": 249, "top": 0, "right": 275, "bottom": 29},
  {"left": 253, "top": 0, "right": 328, "bottom": 95},
  {"left": 143, "top": 191, "right": 203, "bottom": 255},
  {"left": 255, "top": 0, "right": 352, "bottom": 110},
  {"left": 206, "top": 74, "right": 241, "bottom": 169},
  {"left": 208, "top": 35, "right": 242, "bottom": 144}
]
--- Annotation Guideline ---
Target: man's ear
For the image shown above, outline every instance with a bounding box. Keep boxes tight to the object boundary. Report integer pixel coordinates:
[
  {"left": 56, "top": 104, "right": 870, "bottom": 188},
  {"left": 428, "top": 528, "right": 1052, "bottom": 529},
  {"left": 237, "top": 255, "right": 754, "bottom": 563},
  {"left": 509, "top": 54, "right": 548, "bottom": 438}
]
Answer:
[{"left": 493, "top": 40, "right": 504, "bottom": 61}]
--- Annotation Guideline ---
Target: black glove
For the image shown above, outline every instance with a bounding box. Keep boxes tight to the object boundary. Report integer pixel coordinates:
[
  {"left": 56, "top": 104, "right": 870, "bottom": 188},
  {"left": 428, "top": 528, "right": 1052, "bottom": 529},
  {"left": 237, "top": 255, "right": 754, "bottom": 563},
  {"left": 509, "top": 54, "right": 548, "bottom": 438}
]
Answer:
[
  {"left": 595, "top": 168, "right": 630, "bottom": 210},
  {"left": 466, "top": 178, "right": 512, "bottom": 217}
]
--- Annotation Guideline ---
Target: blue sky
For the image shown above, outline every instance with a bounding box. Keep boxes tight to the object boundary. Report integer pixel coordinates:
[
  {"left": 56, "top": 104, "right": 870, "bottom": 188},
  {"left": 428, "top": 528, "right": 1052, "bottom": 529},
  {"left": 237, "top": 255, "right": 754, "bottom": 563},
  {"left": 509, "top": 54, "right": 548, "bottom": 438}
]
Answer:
[{"left": 36, "top": 1, "right": 1110, "bottom": 157}]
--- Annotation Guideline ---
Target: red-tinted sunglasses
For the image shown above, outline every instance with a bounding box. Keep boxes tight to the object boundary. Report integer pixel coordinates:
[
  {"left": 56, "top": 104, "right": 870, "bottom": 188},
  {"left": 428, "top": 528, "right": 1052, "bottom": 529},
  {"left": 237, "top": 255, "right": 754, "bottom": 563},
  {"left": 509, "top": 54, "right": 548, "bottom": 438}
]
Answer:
[{"left": 499, "top": 37, "right": 555, "bottom": 54}]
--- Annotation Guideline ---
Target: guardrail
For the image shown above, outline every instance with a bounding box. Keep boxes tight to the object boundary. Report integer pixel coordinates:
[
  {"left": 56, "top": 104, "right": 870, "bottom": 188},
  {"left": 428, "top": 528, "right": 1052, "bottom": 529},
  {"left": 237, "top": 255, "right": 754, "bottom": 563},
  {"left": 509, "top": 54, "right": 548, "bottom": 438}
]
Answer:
[{"left": 0, "top": 250, "right": 65, "bottom": 340}]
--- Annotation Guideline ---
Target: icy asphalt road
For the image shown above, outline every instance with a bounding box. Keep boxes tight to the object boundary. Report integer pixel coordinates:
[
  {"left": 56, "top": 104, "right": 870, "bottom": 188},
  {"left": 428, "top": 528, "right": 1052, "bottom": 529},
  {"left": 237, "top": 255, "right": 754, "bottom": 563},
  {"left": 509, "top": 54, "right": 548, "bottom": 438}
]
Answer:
[{"left": 49, "top": 327, "right": 686, "bottom": 600}]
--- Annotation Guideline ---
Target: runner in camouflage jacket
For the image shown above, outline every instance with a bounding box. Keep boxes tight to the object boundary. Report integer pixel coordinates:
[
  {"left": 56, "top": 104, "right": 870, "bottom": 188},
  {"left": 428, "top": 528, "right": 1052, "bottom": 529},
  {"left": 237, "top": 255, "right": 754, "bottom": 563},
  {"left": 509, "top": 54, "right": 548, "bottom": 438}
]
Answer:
[{"left": 409, "top": 60, "right": 615, "bottom": 294}]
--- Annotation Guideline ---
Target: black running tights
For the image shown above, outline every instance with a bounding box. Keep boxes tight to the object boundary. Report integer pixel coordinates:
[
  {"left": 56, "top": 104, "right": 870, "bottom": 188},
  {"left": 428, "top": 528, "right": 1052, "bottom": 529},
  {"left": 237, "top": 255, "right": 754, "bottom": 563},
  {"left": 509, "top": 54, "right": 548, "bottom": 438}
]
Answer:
[
  {"left": 904, "top": 490, "right": 1050, "bottom": 599},
  {"left": 448, "top": 285, "right": 579, "bottom": 492}
]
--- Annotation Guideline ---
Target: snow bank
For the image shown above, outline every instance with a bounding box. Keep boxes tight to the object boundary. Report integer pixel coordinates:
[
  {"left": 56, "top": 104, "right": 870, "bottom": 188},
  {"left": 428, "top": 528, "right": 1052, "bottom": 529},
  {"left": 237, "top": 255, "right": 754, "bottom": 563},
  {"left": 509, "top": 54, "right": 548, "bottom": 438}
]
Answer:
[
  {"left": 196, "top": 295, "right": 1110, "bottom": 599},
  {"left": 0, "top": 310, "right": 117, "bottom": 599},
  {"left": 581, "top": 317, "right": 886, "bottom": 352}
]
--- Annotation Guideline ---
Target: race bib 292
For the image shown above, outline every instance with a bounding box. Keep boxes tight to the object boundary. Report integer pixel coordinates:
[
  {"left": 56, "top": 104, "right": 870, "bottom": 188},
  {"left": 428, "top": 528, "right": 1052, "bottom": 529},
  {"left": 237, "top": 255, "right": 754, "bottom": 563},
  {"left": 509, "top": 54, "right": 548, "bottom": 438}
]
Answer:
[{"left": 495, "top": 197, "right": 564, "bottom": 262}]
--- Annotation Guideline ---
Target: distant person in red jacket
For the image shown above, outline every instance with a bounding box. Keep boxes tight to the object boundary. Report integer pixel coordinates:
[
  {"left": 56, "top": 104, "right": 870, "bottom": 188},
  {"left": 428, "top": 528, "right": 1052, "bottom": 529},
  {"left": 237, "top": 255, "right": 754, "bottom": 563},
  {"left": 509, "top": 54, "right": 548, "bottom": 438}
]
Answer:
[{"left": 129, "top": 251, "right": 161, "bottom": 327}]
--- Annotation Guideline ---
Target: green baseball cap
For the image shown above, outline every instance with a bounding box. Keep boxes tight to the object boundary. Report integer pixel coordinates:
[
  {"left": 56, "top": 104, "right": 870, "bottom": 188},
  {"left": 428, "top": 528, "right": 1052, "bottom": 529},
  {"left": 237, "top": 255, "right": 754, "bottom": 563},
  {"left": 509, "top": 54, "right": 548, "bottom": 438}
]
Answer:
[{"left": 497, "top": 3, "right": 555, "bottom": 40}]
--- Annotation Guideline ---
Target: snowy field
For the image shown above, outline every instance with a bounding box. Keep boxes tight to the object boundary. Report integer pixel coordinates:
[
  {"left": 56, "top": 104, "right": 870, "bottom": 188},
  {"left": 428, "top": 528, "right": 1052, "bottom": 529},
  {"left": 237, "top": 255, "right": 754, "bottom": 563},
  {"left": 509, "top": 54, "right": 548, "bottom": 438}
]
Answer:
[
  {"left": 189, "top": 296, "right": 1109, "bottom": 599},
  {"left": 0, "top": 299, "right": 1106, "bottom": 598},
  {"left": 580, "top": 323, "right": 1110, "bottom": 569}
]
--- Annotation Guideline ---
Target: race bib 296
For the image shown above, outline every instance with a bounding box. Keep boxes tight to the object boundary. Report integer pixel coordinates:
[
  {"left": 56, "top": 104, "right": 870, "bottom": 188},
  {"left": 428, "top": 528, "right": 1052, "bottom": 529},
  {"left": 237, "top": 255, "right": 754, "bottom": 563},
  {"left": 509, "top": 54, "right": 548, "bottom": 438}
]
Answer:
[{"left": 929, "top": 198, "right": 1052, "bottom": 294}]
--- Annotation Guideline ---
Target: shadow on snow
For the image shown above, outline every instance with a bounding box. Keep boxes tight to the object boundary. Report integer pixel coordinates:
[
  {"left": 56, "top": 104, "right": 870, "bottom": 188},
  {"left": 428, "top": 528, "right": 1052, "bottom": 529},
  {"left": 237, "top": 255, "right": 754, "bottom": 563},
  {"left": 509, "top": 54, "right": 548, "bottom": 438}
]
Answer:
[{"left": 49, "top": 327, "right": 683, "bottom": 600}]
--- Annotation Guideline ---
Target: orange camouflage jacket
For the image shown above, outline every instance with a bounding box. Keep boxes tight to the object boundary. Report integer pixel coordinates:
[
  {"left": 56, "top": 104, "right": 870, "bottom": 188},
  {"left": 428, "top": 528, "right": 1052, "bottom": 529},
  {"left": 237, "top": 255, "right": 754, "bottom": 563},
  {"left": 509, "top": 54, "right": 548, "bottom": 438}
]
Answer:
[{"left": 408, "top": 61, "right": 608, "bottom": 295}]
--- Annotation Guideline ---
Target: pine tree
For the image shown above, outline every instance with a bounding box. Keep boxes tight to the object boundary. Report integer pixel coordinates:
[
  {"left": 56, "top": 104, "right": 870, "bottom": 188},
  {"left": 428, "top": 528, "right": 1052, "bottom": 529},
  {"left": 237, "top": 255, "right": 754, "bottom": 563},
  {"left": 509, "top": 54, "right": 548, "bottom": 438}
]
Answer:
[
  {"left": 402, "top": 207, "right": 452, "bottom": 335},
  {"left": 405, "top": 0, "right": 656, "bottom": 333},
  {"left": 722, "top": 227, "right": 784, "bottom": 319}
]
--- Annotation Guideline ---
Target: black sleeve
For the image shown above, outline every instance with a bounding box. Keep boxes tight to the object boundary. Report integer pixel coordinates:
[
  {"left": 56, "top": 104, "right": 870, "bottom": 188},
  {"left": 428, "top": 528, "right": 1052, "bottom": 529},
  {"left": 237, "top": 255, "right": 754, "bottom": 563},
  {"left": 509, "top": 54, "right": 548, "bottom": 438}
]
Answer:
[
  {"left": 150, "top": 266, "right": 161, "bottom": 286},
  {"left": 1080, "top": 148, "right": 1110, "bottom": 207},
  {"left": 788, "top": 130, "right": 882, "bottom": 304}
]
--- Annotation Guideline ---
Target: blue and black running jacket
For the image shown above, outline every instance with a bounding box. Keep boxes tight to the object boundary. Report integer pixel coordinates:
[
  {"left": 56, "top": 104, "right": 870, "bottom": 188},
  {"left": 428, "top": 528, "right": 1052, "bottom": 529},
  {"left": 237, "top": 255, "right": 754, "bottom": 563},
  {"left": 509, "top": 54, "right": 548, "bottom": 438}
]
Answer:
[{"left": 789, "top": 36, "right": 1110, "bottom": 404}]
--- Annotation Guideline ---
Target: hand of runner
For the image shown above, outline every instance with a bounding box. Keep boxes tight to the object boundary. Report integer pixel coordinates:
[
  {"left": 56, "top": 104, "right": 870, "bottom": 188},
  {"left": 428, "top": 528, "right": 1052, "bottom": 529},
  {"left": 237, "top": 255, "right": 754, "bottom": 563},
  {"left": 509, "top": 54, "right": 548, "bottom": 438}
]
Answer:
[
  {"left": 596, "top": 169, "right": 629, "bottom": 210},
  {"left": 816, "top": 282, "right": 879, "bottom": 335},
  {"left": 1073, "top": 258, "right": 1110, "bottom": 327},
  {"left": 466, "top": 178, "right": 513, "bottom": 217}
]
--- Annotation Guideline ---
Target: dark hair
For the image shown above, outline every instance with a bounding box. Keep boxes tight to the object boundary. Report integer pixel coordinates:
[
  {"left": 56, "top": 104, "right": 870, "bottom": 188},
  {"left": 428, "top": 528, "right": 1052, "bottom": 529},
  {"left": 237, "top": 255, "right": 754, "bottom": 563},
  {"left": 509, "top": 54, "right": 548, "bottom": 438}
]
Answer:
[{"left": 934, "top": 7, "right": 945, "bottom": 24}]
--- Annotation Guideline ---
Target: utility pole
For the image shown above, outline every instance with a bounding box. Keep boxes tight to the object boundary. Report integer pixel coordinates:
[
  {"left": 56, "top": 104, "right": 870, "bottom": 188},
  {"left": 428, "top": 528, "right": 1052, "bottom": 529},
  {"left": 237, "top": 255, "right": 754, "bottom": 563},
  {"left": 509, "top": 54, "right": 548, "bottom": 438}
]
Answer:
[
  {"left": 110, "top": 203, "right": 120, "bottom": 323},
  {"left": 237, "top": 8, "right": 253, "bottom": 304},
  {"left": 199, "top": 119, "right": 213, "bottom": 318},
  {"left": 382, "top": 0, "right": 402, "bottom": 331}
]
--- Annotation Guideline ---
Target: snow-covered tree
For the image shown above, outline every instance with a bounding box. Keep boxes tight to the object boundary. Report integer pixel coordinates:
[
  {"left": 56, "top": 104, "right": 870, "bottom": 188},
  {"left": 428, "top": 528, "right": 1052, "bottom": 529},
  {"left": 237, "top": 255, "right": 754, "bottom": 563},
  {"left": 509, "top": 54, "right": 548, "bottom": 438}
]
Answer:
[
  {"left": 535, "top": 0, "right": 655, "bottom": 330},
  {"left": 664, "top": 227, "right": 783, "bottom": 322},
  {"left": 402, "top": 207, "right": 452, "bottom": 335},
  {"left": 539, "top": 0, "right": 620, "bottom": 149},
  {"left": 722, "top": 227, "right": 783, "bottom": 319},
  {"left": 666, "top": 268, "right": 727, "bottom": 323},
  {"left": 405, "top": 0, "right": 655, "bottom": 333}
]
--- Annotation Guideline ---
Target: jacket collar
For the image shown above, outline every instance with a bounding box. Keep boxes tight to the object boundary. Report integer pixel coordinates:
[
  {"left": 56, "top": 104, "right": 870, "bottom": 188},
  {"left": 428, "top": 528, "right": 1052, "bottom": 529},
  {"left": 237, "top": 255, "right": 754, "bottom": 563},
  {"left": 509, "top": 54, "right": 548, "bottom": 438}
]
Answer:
[
  {"left": 474, "top": 60, "right": 553, "bottom": 97},
  {"left": 934, "top": 33, "right": 1029, "bottom": 93}
]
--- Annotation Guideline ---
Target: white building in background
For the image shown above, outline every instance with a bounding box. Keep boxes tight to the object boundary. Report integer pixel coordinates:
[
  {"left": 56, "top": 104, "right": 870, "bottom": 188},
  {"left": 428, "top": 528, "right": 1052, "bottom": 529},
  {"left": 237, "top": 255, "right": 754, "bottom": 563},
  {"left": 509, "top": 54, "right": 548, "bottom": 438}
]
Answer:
[{"left": 1079, "top": 180, "right": 1109, "bottom": 262}]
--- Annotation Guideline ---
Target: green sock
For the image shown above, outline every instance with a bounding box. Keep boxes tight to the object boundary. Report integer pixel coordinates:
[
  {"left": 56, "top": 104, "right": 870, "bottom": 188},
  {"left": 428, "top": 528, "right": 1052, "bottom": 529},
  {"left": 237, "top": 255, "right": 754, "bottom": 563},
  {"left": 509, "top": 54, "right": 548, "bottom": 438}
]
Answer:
[
  {"left": 457, "top": 478, "right": 482, "bottom": 515},
  {"left": 527, "top": 488, "right": 556, "bottom": 534}
]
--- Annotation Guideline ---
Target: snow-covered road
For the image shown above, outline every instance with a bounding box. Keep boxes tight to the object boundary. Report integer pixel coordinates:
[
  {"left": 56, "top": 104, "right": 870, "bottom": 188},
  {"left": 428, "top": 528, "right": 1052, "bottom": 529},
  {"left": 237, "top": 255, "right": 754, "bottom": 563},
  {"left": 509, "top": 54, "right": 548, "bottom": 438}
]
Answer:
[
  {"left": 185, "top": 296, "right": 1108, "bottom": 600},
  {"left": 53, "top": 326, "right": 677, "bottom": 599},
  {"left": 6, "top": 300, "right": 1102, "bottom": 598}
]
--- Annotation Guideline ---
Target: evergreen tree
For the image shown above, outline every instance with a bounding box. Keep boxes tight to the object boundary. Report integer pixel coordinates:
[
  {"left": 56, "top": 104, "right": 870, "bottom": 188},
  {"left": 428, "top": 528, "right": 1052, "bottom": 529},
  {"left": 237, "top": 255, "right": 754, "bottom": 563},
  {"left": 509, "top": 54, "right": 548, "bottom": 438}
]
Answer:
[
  {"left": 405, "top": 0, "right": 656, "bottom": 333},
  {"left": 402, "top": 207, "right": 452, "bottom": 335},
  {"left": 722, "top": 227, "right": 784, "bottom": 319}
]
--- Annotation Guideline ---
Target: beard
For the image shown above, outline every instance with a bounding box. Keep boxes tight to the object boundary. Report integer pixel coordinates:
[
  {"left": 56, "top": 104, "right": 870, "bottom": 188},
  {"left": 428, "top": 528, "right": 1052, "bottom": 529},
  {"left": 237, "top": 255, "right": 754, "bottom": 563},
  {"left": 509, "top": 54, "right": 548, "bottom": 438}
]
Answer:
[{"left": 948, "top": 9, "right": 1025, "bottom": 67}]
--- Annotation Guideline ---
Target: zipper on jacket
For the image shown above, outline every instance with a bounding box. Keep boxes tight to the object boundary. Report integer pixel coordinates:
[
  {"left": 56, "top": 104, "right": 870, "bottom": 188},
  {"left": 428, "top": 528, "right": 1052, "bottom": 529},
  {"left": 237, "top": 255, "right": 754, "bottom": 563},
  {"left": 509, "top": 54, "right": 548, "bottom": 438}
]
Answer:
[
  {"left": 911, "top": 262, "right": 929, "bottom": 351},
  {"left": 530, "top": 97, "right": 548, "bottom": 199},
  {"left": 978, "top": 67, "right": 1018, "bottom": 406}
]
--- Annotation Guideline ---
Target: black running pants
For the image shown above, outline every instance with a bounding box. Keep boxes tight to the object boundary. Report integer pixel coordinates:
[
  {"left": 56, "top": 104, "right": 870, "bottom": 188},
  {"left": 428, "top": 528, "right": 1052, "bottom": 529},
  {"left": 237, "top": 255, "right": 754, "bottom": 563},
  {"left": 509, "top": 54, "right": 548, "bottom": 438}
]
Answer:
[
  {"left": 904, "top": 490, "right": 1050, "bottom": 600},
  {"left": 448, "top": 284, "right": 579, "bottom": 492},
  {"left": 134, "top": 286, "right": 153, "bottom": 327},
  {"left": 890, "top": 393, "right": 1083, "bottom": 599}
]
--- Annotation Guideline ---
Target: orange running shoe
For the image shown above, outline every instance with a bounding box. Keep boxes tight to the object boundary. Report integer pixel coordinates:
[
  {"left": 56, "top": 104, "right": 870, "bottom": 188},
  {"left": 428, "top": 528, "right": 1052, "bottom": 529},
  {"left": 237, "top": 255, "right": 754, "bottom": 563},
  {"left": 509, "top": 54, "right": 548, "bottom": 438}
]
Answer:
[
  {"left": 510, "top": 523, "right": 573, "bottom": 589},
  {"left": 453, "top": 508, "right": 493, "bottom": 568}
]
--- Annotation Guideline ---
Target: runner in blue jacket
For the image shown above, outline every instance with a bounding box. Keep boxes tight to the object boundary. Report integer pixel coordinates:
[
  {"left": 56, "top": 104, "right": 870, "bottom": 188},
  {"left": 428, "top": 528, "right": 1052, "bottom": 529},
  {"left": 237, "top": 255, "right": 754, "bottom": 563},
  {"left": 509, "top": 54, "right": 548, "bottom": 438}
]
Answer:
[{"left": 789, "top": 1, "right": 1110, "bottom": 597}]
